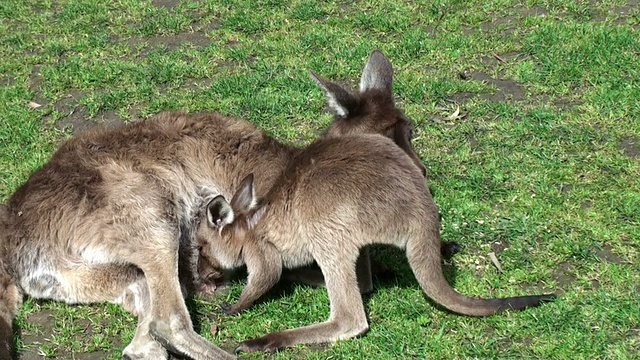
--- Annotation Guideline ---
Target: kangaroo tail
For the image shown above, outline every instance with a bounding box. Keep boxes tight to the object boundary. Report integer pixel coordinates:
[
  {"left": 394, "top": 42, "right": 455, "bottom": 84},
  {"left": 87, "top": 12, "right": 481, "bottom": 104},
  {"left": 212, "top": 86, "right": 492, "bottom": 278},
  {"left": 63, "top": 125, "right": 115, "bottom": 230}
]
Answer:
[
  {"left": 0, "top": 205, "right": 21, "bottom": 360},
  {"left": 407, "top": 232, "right": 556, "bottom": 317}
]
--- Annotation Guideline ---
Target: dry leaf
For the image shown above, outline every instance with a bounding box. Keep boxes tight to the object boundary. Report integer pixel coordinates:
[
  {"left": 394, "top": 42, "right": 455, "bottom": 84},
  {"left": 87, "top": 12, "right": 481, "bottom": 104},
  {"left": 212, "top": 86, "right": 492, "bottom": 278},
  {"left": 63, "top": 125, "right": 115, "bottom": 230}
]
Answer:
[
  {"left": 210, "top": 323, "right": 218, "bottom": 336},
  {"left": 488, "top": 252, "right": 503, "bottom": 272},
  {"left": 28, "top": 101, "right": 42, "bottom": 109},
  {"left": 445, "top": 106, "right": 467, "bottom": 121}
]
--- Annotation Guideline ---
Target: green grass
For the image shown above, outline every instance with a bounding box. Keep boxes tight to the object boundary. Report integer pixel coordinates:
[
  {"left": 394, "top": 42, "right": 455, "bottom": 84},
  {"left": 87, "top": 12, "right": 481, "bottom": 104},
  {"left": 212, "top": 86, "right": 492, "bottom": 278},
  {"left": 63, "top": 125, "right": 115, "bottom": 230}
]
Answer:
[{"left": 1, "top": 0, "right": 639, "bottom": 359}]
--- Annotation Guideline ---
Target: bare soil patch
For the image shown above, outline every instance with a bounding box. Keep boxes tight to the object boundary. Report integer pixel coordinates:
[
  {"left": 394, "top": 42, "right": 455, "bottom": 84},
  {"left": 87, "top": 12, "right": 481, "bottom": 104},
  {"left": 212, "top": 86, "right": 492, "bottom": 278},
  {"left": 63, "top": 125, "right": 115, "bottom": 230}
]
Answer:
[
  {"left": 452, "top": 71, "right": 525, "bottom": 104},
  {"left": 592, "top": 244, "right": 625, "bottom": 264},
  {"left": 153, "top": 0, "right": 180, "bottom": 9},
  {"left": 126, "top": 27, "right": 216, "bottom": 56},
  {"left": 554, "top": 261, "right": 576, "bottom": 288},
  {"left": 55, "top": 107, "right": 126, "bottom": 136},
  {"left": 18, "top": 309, "right": 117, "bottom": 360},
  {"left": 580, "top": 199, "right": 593, "bottom": 210},
  {"left": 619, "top": 137, "right": 639, "bottom": 159}
]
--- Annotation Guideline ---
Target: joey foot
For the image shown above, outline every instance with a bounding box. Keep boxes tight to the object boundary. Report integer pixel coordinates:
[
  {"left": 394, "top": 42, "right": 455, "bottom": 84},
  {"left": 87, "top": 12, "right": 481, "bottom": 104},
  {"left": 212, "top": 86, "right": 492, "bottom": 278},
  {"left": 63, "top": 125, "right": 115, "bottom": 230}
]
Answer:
[
  {"left": 220, "top": 303, "right": 241, "bottom": 316},
  {"left": 235, "top": 333, "right": 289, "bottom": 354},
  {"left": 442, "top": 241, "right": 462, "bottom": 260}
]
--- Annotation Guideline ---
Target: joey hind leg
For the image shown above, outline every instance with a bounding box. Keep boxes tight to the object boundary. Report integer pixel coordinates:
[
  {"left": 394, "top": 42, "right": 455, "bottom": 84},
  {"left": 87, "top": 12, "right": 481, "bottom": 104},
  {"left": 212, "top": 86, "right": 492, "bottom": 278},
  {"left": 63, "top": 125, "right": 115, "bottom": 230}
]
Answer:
[
  {"left": 222, "top": 242, "right": 282, "bottom": 315},
  {"left": 283, "top": 247, "right": 377, "bottom": 294},
  {"left": 236, "top": 250, "right": 367, "bottom": 353}
]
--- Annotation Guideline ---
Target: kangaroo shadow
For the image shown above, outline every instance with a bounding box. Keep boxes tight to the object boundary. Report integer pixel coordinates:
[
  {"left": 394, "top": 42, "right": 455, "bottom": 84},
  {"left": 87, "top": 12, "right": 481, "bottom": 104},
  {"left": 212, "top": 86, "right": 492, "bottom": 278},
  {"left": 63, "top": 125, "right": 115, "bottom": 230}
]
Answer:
[
  {"left": 362, "top": 245, "right": 461, "bottom": 314},
  {"left": 192, "top": 243, "right": 463, "bottom": 324}
]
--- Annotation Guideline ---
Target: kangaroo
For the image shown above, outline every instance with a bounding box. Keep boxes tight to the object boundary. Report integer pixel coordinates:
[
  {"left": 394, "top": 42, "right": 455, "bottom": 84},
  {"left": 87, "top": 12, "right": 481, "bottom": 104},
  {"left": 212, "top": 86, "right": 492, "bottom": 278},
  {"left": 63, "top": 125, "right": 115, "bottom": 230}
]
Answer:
[
  {"left": 196, "top": 135, "right": 557, "bottom": 353},
  {"left": 280, "top": 50, "right": 461, "bottom": 293},
  {"left": 0, "top": 50, "right": 441, "bottom": 359}
]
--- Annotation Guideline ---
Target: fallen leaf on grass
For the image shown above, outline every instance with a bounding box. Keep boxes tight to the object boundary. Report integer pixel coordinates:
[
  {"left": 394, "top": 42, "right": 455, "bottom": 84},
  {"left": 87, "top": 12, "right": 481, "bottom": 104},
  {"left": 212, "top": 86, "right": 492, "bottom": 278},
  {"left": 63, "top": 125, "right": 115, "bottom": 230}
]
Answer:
[
  {"left": 28, "top": 101, "right": 42, "bottom": 109},
  {"left": 210, "top": 324, "right": 218, "bottom": 336},
  {"left": 488, "top": 252, "right": 503, "bottom": 272},
  {"left": 445, "top": 106, "right": 467, "bottom": 121}
]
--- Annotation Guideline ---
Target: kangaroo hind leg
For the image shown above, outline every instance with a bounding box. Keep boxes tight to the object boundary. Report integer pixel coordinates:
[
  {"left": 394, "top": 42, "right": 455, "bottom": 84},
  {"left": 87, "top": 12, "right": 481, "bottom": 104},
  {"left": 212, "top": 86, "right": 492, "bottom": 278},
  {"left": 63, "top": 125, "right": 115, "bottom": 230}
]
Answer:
[
  {"left": 57, "top": 263, "right": 167, "bottom": 359},
  {"left": 236, "top": 247, "right": 367, "bottom": 353},
  {"left": 120, "top": 231, "right": 233, "bottom": 360}
]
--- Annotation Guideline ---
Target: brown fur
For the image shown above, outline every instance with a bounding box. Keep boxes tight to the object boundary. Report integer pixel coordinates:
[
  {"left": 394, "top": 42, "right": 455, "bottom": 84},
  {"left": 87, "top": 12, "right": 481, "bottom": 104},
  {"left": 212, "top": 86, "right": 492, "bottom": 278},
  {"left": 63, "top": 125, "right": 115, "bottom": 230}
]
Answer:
[
  {"left": 0, "top": 113, "right": 285, "bottom": 360},
  {"left": 197, "top": 138, "right": 557, "bottom": 353},
  {"left": 0, "top": 50, "right": 432, "bottom": 359}
]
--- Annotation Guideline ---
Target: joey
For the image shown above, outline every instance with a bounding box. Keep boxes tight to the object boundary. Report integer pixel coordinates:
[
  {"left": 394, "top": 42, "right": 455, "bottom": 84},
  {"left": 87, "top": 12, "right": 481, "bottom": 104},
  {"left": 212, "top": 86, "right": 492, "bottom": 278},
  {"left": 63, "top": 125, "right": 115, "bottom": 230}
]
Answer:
[{"left": 197, "top": 135, "right": 556, "bottom": 353}]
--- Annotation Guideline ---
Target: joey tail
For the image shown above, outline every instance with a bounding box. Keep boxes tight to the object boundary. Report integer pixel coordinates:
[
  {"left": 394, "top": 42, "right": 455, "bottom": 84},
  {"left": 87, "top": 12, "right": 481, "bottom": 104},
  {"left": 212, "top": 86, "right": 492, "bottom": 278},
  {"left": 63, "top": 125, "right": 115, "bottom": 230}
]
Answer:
[
  {"left": 0, "top": 206, "right": 21, "bottom": 360},
  {"left": 407, "top": 234, "right": 556, "bottom": 317}
]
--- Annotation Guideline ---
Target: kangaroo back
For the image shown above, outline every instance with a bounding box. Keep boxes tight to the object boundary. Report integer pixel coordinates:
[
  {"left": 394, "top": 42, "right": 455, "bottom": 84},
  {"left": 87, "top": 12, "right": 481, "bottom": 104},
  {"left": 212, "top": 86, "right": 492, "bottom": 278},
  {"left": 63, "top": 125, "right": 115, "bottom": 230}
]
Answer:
[{"left": 0, "top": 205, "right": 21, "bottom": 360}]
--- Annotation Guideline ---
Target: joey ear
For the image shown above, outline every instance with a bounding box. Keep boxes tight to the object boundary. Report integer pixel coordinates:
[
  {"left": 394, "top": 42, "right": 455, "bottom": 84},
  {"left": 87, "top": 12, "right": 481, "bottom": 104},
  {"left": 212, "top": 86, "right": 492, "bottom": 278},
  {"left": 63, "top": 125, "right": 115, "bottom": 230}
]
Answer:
[
  {"left": 359, "top": 50, "right": 393, "bottom": 94},
  {"left": 230, "top": 173, "right": 257, "bottom": 212},
  {"left": 309, "top": 70, "right": 359, "bottom": 118},
  {"left": 206, "top": 195, "right": 234, "bottom": 228},
  {"left": 246, "top": 204, "right": 268, "bottom": 230}
]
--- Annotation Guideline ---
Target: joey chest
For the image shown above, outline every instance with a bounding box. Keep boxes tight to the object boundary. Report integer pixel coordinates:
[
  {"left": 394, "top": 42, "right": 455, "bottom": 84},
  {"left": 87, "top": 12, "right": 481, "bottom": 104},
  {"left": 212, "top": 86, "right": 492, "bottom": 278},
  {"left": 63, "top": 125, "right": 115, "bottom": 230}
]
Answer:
[{"left": 257, "top": 224, "right": 315, "bottom": 269}]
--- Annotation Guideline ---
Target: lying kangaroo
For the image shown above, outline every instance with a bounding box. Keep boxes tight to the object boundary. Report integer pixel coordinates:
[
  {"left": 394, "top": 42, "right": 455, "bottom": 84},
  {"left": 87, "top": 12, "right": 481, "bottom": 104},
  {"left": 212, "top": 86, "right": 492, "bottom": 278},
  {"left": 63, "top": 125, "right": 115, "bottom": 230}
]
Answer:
[
  {"left": 196, "top": 135, "right": 557, "bottom": 353},
  {"left": 0, "top": 50, "right": 437, "bottom": 359}
]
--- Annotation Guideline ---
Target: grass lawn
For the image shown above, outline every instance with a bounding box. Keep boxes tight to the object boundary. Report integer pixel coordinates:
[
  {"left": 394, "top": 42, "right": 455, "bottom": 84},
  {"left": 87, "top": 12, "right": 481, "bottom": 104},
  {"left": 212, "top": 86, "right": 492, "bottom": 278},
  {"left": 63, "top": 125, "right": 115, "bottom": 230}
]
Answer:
[{"left": 1, "top": 0, "right": 639, "bottom": 359}]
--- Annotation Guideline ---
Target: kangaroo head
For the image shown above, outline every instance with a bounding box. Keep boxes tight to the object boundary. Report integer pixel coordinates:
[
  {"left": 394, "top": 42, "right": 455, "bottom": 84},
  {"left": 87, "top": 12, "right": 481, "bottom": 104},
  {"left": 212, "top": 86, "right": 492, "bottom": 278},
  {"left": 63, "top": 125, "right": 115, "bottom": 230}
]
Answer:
[
  {"left": 197, "top": 174, "right": 266, "bottom": 272},
  {"left": 311, "top": 50, "right": 427, "bottom": 177}
]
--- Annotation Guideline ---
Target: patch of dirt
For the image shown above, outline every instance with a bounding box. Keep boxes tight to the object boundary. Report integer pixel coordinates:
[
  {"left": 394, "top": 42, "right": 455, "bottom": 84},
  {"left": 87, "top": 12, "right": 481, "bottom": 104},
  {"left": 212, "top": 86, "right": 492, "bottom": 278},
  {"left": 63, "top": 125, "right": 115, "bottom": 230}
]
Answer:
[
  {"left": 18, "top": 308, "right": 125, "bottom": 360},
  {"left": 619, "top": 137, "right": 639, "bottom": 159},
  {"left": 554, "top": 261, "right": 576, "bottom": 287},
  {"left": 55, "top": 106, "right": 125, "bottom": 136},
  {"left": 153, "top": 0, "right": 180, "bottom": 9},
  {"left": 580, "top": 199, "right": 593, "bottom": 210},
  {"left": 552, "top": 97, "right": 581, "bottom": 111},
  {"left": 473, "top": 72, "right": 525, "bottom": 102},
  {"left": 520, "top": 5, "right": 548, "bottom": 18},
  {"left": 467, "top": 135, "right": 479, "bottom": 151},
  {"left": 122, "top": 19, "right": 220, "bottom": 58},
  {"left": 127, "top": 29, "right": 213, "bottom": 55},
  {"left": 478, "top": 14, "right": 519, "bottom": 36},
  {"left": 18, "top": 310, "right": 54, "bottom": 360},
  {"left": 18, "top": 311, "right": 111, "bottom": 360},
  {"left": 452, "top": 71, "right": 525, "bottom": 104},
  {"left": 47, "top": 90, "right": 127, "bottom": 135},
  {"left": 450, "top": 91, "right": 476, "bottom": 104},
  {"left": 490, "top": 240, "right": 510, "bottom": 255},
  {"left": 592, "top": 244, "right": 625, "bottom": 264}
]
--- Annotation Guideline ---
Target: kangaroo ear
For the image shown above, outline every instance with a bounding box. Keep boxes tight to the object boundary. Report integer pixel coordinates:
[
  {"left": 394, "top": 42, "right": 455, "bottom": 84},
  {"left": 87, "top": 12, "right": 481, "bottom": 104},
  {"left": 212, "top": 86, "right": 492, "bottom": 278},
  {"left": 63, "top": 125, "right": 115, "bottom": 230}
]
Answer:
[
  {"left": 206, "top": 195, "right": 234, "bottom": 228},
  {"left": 310, "top": 70, "right": 359, "bottom": 117},
  {"left": 359, "top": 50, "right": 393, "bottom": 94},
  {"left": 246, "top": 204, "right": 268, "bottom": 230},
  {"left": 230, "top": 173, "right": 257, "bottom": 212}
]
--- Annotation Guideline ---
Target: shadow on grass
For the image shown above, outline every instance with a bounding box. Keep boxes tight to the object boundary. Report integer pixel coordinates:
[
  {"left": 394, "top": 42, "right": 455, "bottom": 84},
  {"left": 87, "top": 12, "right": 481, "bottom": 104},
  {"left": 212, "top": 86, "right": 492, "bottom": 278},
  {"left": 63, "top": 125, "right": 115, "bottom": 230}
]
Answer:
[{"left": 193, "top": 244, "right": 463, "bottom": 322}]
